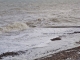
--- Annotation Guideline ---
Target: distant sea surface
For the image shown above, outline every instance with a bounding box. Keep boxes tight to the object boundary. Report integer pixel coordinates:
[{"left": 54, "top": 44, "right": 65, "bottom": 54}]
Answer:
[{"left": 0, "top": 0, "right": 80, "bottom": 33}]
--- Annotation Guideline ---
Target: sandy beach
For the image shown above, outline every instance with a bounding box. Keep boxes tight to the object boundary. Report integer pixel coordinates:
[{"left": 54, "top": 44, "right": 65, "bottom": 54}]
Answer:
[{"left": 35, "top": 46, "right": 80, "bottom": 60}]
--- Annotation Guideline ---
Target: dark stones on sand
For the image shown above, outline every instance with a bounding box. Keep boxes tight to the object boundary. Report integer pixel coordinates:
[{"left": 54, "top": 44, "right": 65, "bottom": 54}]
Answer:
[
  {"left": 0, "top": 50, "right": 28, "bottom": 59},
  {"left": 35, "top": 46, "right": 80, "bottom": 60},
  {"left": 51, "top": 37, "right": 61, "bottom": 41},
  {"left": 0, "top": 52, "right": 19, "bottom": 59},
  {"left": 74, "top": 31, "right": 80, "bottom": 34}
]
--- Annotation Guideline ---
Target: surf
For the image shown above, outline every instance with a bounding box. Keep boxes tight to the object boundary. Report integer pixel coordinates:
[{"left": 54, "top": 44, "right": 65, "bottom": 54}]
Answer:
[{"left": 0, "top": 22, "right": 29, "bottom": 34}]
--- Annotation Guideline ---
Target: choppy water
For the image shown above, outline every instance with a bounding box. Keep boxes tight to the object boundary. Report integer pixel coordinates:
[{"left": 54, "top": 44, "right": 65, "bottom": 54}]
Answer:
[
  {"left": 0, "top": 0, "right": 80, "bottom": 27},
  {"left": 0, "top": 0, "right": 80, "bottom": 60},
  {"left": 0, "top": 0, "right": 80, "bottom": 28},
  {"left": 0, "top": 0, "right": 80, "bottom": 32}
]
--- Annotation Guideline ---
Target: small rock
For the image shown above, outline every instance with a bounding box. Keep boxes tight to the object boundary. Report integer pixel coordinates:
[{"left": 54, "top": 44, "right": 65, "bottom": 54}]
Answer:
[{"left": 51, "top": 37, "right": 61, "bottom": 41}]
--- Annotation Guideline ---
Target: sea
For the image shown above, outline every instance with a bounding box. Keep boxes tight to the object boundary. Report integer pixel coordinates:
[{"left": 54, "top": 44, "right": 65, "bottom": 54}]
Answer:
[
  {"left": 0, "top": 0, "right": 80, "bottom": 60},
  {"left": 0, "top": 0, "right": 80, "bottom": 31}
]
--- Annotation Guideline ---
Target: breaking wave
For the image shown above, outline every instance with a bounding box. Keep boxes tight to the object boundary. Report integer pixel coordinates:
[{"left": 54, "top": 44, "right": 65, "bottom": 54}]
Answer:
[{"left": 0, "top": 22, "right": 29, "bottom": 34}]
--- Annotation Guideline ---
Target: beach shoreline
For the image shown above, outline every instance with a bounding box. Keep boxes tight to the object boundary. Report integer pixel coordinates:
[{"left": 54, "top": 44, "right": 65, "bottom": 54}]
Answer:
[{"left": 35, "top": 46, "right": 80, "bottom": 60}]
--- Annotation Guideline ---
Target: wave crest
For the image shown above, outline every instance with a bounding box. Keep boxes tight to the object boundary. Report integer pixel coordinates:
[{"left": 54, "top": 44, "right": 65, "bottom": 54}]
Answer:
[{"left": 0, "top": 22, "right": 29, "bottom": 33}]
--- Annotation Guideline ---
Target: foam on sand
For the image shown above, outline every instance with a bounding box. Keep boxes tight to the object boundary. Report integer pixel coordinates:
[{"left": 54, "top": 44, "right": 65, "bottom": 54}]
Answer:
[{"left": 0, "top": 22, "right": 29, "bottom": 33}]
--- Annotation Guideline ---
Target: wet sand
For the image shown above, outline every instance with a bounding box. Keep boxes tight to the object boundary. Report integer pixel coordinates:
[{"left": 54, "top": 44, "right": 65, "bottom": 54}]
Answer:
[
  {"left": 44, "top": 26, "right": 80, "bottom": 28},
  {"left": 35, "top": 46, "right": 80, "bottom": 60}
]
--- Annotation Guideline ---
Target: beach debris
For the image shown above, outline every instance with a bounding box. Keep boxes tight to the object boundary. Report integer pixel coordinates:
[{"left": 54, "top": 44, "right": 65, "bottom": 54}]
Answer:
[{"left": 50, "top": 37, "right": 61, "bottom": 41}]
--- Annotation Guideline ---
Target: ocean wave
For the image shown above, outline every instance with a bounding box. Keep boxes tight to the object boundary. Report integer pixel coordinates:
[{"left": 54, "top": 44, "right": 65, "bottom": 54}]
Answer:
[{"left": 0, "top": 22, "right": 29, "bottom": 34}]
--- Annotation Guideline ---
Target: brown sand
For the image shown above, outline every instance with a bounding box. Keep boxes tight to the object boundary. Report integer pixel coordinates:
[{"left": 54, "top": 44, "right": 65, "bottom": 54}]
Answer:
[{"left": 35, "top": 46, "right": 80, "bottom": 60}]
